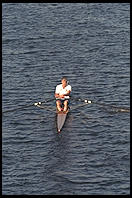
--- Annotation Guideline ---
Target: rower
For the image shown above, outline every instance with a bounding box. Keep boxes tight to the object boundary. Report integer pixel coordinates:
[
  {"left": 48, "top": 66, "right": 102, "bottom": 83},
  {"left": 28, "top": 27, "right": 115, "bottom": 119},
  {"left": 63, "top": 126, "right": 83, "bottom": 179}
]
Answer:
[{"left": 55, "top": 77, "right": 72, "bottom": 112}]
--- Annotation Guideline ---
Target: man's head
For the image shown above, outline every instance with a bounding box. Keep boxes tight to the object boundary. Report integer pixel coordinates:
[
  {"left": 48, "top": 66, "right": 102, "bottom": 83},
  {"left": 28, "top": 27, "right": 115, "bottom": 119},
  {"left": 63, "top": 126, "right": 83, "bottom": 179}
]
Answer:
[{"left": 61, "top": 77, "right": 67, "bottom": 87}]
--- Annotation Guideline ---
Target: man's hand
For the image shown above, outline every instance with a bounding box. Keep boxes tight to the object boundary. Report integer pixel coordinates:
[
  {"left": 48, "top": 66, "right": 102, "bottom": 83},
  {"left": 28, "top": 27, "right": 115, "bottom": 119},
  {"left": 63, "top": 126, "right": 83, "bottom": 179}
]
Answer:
[
  {"left": 59, "top": 94, "right": 65, "bottom": 98},
  {"left": 55, "top": 93, "right": 64, "bottom": 99}
]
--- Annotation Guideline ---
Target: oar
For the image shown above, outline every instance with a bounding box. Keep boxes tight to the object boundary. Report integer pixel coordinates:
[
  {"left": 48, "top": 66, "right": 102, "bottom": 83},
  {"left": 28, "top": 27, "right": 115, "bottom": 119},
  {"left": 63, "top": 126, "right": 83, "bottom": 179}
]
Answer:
[
  {"left": 34, "top": 102, "right": 55, "bottom": 113},
  {"left": 3, "top": 98, "right": 55, "bottom": 114},
  {"left": 71, "top": 97, "right": 130, "bottom": 113}
]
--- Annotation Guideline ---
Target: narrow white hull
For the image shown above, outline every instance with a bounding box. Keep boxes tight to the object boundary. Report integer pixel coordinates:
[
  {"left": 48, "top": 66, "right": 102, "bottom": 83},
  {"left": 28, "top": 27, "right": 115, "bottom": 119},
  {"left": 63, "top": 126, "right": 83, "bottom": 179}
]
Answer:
[{"left": 57, "top": 109, "right": 69, "bottom": 132}]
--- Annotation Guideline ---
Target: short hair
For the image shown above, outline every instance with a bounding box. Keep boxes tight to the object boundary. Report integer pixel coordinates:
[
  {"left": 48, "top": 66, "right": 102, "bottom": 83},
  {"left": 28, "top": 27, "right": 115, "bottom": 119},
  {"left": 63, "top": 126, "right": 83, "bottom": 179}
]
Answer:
[{"left": 61, "top": 77, "right": 67, "bottom": 81}]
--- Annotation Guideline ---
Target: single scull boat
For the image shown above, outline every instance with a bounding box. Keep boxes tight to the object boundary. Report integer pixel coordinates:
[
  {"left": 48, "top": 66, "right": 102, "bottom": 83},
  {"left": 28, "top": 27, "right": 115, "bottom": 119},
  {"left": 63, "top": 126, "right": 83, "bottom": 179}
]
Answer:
[{"left": 56, "top": 108, "right": 69, "bottom": 133}]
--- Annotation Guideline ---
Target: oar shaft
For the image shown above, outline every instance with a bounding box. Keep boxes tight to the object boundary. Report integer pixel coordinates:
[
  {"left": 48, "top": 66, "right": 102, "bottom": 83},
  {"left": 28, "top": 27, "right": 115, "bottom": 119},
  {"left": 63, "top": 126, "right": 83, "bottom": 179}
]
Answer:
[
  {"left": 71, "top": 97, "right": 130, "bottom": 112},
  {"left": 3, "top": 98, "right": 55, "bottom": 114}
]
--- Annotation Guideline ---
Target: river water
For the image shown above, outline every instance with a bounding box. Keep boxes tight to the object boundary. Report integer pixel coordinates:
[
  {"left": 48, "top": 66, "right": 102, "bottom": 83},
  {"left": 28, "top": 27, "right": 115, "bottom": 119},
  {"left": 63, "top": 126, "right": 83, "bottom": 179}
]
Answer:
[{"left": 2, "top": 3, "right": 130, "bottom": 195}]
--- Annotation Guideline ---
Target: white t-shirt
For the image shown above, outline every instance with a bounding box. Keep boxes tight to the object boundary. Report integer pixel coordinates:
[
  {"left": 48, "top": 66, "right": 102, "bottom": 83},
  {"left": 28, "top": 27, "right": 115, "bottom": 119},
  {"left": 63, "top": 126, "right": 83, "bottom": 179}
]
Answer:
[{"left": 55, "top": 84, "right": 72, "bottom": 99}]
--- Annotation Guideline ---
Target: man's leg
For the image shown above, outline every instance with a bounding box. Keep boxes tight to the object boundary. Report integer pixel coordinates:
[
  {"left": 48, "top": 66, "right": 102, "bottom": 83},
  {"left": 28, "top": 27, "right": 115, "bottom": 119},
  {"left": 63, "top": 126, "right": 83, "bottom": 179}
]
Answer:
[
  {"left": 56, "top": 100, "right": 62, "bottom": 111},
  {"left": 63, "top": 100, "right": 68, "bottom": 111}
]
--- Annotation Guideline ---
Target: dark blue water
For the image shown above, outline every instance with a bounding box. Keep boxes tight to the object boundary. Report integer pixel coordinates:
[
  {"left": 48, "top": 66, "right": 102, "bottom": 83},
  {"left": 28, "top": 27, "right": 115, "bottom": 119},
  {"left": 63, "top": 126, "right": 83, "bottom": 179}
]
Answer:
[{"left": 2, "top": 3, "right": 130, "bottom": 195}]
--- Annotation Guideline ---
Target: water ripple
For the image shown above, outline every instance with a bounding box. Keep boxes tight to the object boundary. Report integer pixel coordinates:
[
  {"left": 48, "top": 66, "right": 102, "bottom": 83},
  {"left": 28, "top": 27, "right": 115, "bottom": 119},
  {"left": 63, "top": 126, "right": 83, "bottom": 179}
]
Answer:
[{"left": 2, "top": 3, "right": 130, "bottom": 195}]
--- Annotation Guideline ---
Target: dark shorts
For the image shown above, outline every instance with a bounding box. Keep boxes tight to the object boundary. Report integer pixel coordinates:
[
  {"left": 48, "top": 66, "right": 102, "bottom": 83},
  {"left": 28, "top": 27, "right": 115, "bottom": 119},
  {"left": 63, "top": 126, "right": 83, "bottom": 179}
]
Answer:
[{"left": 56, "top": 98, "right": 70, "bottom": 105}]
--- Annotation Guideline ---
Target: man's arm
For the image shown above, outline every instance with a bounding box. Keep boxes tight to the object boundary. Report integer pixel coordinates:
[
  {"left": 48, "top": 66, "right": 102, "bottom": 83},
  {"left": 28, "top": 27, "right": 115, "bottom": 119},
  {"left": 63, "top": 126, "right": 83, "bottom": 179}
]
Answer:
[
  {"left": 55, "top": 88, "right": 71, "bottom": 98},
  {"left": 55, "top": 93, "right": 60, "bottom": 98},
  {"left": 55, "top": 91, "right": 71, "bottom": 99},
  {"left": 63, "top": 90, "right": 71, "bottom": 96},
  {"left": 55, "top": 93, "right": 65, "bottom": 99}
]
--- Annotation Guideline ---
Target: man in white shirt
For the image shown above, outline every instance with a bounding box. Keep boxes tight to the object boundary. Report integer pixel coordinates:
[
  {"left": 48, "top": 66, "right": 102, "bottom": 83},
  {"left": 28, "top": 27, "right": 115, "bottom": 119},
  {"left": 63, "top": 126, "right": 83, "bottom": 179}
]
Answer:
[{"left": 55, "top": 77, "right": 72, "bottom": 111}]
